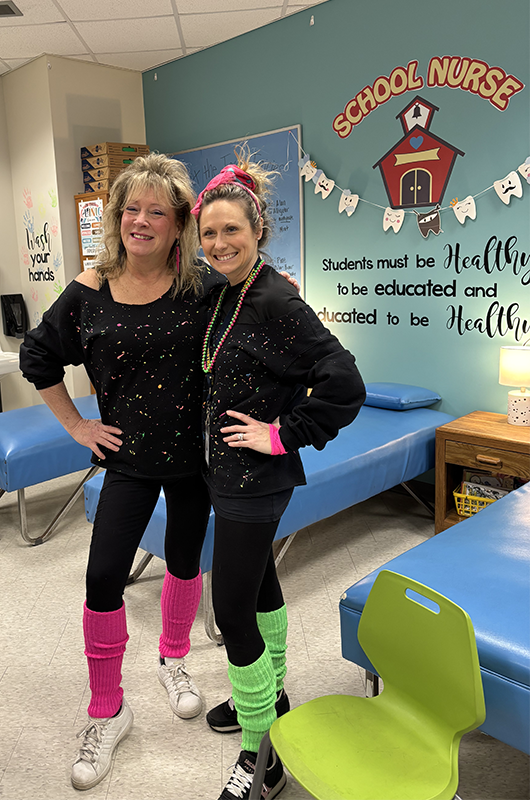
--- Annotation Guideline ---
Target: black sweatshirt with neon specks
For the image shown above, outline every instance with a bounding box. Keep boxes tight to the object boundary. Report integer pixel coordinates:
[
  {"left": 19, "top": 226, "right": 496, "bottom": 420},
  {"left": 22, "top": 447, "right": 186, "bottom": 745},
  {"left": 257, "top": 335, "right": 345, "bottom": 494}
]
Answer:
[
  {"left": 20, "top": 270, "right": 222, "bottom": 479},
  {"left": 203, "top": 263, "right": 366, "bottom": 497}
]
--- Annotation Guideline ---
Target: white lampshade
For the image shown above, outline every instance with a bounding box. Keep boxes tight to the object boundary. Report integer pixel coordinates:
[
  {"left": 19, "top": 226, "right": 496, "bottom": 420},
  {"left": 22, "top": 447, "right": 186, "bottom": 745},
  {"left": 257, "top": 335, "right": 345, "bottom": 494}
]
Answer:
[
  {"left": 499, "top": 346, "right": 530, "bottom": 387},
  {"left": 499, "top": 346, "right": 530, "bottom": 426}
]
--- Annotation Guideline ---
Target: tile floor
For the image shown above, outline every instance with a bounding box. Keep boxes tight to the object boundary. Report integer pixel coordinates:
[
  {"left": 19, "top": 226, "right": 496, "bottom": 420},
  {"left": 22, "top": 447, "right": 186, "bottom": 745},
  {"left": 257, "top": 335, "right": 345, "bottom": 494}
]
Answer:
[{"left": 0, "top": 472, "right": 528, "bottom": 800}]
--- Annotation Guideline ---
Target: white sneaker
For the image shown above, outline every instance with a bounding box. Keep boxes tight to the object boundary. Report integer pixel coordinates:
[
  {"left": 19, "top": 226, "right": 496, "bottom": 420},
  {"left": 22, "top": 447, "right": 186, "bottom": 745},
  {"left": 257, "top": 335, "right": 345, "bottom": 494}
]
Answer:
[
  {"left": 158, "top": 655, "right": 202, "bottom": 719},
  {"left": 71, "top": 698, "right": 133, "bottom": 791}
]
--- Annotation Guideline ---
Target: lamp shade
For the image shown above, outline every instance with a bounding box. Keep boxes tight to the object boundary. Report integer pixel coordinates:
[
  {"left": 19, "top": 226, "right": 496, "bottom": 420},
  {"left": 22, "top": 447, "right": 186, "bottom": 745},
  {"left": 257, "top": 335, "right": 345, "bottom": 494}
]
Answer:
[{"left": 499, "top": 346, "right": 530, "bottom": 387}]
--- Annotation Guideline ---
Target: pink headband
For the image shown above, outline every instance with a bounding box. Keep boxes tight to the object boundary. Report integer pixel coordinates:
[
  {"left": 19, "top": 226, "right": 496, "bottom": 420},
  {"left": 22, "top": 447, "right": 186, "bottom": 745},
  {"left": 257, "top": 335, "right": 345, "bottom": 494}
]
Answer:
[{"left": 191, "top": 165, "right": 261, "bottom": 219}]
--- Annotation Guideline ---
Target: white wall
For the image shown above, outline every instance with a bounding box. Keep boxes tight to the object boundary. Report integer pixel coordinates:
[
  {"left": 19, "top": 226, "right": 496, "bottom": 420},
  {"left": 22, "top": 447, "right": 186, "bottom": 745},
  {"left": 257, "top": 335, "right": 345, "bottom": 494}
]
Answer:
[
  {"left": 1, "top": 58, "right": 58, "bottom": 410},
  {"left": 0, "top": 55, "right": 145, "bottom": 409},
  {"left": 47, "top": 54, "right": 146, "bottom": 285},
  {"left": 0, "top": 76, "right": 31, "bottom": 411}
]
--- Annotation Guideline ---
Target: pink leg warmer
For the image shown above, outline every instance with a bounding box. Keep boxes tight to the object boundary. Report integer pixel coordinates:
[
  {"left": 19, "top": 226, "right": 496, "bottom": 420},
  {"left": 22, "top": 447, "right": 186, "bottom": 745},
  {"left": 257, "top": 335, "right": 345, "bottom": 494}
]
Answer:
[
  {"left": 83, "top": 602, "right": 129, "bottom": 719},
  {"left": 159, "top": 570, "right": 202, "bottom": 659}
]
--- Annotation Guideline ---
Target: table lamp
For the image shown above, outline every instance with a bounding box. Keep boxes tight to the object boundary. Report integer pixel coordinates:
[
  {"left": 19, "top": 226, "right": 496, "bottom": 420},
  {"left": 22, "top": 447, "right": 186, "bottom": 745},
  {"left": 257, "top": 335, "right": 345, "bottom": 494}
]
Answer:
[{"left": 499, "top": 346, "right": 530, "bottom": 426}]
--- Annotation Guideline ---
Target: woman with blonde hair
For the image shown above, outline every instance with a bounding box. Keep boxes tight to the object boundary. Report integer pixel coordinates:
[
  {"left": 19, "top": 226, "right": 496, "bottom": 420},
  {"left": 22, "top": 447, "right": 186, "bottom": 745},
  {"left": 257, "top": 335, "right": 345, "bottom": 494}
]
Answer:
[
  {"left": 193, "top": 148, "right": 365, "bottom": 800},
  {"left": 20, "top": 153, "right": 224, "bottom": 790}
]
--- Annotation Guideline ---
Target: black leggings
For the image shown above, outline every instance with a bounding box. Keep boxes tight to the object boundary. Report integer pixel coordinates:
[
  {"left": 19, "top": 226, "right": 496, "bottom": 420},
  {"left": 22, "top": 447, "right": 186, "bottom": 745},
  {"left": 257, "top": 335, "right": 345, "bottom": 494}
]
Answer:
[
  {"left": 211, "top": 515, "right": 285, "bottom": 667},
  {"left": 86, "top": 470, "right": 211, "bottom": 612}
]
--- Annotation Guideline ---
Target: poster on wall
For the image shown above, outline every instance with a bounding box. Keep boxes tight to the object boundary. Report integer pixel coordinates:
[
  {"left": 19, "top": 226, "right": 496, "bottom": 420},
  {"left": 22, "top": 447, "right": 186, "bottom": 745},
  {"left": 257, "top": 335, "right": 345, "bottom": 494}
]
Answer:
[
  {"left": 173, "top": 125, "right": 304, "bottom": 292},
  {"left": 299, "top": 54, "right": 528, "bottom": 370},
  {"left": 77, "top": 196, "right": 105, "bottom": 257}
]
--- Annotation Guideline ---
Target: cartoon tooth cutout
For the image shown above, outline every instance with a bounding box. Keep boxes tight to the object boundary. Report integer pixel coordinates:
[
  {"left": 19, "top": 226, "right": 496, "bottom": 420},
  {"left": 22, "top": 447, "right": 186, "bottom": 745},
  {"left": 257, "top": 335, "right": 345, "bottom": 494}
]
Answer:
[
  {"left": 451, "top": 196, "right": 476, "bottom": 225},
  {"left": 298, "top": 154, "right": 317, "bottom": 182},
  {"left": 414, "top": 205, "right": 442, "bottom": 238},
  {"left": 338, "top": 189, "right": 359, "bottom": 216},
  {"left": 517, "top": 157, "right": 530, "bottom": 184},
  {"left": 494, "top": 171, "right": 523, "bottom": 205},
  {"left": 383, "top": 207, "right": 405, "bottom": 233},
  {"left": 314, "top": 171, "right": 335, "bottom": 199}
]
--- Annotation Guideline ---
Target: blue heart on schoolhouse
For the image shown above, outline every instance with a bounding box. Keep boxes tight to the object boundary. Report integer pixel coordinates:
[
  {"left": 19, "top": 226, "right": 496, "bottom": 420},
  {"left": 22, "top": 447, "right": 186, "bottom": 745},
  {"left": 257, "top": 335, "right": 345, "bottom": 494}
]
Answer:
[{"left": 410, "top": 136, "right": 423, "bottom": 150}]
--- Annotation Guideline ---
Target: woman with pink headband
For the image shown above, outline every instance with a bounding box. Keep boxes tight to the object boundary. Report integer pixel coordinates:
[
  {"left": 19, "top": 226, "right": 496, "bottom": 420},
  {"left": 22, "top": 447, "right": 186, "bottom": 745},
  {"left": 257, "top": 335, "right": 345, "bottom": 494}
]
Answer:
[{"left": 194, "top": 148, "right": 365, "bottom": 800}]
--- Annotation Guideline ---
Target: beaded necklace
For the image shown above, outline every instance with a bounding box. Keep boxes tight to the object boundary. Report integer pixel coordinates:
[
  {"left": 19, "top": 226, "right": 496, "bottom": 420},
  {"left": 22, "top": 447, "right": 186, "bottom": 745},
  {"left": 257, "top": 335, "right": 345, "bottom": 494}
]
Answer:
[{"left": 201, "top": 258, "right": 264, "bottom": 374}]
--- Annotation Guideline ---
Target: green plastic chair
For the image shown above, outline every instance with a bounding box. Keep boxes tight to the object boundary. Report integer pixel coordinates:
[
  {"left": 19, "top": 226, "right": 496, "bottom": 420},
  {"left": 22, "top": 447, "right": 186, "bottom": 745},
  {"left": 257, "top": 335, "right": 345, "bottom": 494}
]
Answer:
[{"left": 250, "top": 570, "right": 485, "bottom": 800}]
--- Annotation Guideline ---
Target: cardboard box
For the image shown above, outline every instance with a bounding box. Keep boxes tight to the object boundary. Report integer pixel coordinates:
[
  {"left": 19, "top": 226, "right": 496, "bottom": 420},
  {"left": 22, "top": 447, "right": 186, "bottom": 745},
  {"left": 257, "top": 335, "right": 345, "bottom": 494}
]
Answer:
[
  {"left": 81, "top": 154, "right": 141, "bottom": 170},
  {"left": 84, "top": 180, "right": 112, "bottom": 193},
  {"left": 80, "top": 142, "right": 150, "bottom": 159},
  {"left": 83, "top": 167, "right": 123, "bottom": 182}
]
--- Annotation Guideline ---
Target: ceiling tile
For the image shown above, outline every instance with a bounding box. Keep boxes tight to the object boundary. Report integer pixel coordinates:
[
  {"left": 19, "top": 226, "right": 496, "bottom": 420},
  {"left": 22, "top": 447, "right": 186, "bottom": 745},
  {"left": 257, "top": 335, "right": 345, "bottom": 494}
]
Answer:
[
  {"left": 0, "top": 23, "right": 88, "bottom": 58},
  {"left": 56, "top": 0, "right": 174, "bottom": 22},
  {"left": 177, "top": 1, "right": 282, "bottom": 11},
  {"left": 75, "top": 17, "right": 180, "bottom": 54},
  {"left": 94, "top": 49, "right": 183, "bottom": 71},
  {"left": 180, "top": 8, "right": 282, "bottom": 48},
  {"left": 285, "top": 4, "right": 310, "bottom": 12},
  {"left": 0, "top": 0, "right": 65, "bottom": 25},
  {"left": 0, "top": 0, "right": 332, "bottom": 74},
  {"left": 0, "top": 59, "right": 27, "bottom": 74}
]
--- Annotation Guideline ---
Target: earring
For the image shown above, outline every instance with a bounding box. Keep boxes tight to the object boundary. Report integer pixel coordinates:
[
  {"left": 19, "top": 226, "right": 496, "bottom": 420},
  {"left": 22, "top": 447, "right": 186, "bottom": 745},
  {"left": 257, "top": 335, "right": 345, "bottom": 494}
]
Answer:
[{"left": 175, "top": 239, "right": 180, "bottom": 275}]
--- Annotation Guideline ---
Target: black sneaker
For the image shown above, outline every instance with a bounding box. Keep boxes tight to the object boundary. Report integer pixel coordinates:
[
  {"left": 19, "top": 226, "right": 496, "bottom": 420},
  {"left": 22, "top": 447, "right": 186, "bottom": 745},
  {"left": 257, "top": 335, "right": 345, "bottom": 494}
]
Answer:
[
  {"left": 207, "top": 689, "right": 290, "bottom": 733},
  {"left": 218, "top": 749, "right": 286, "bottom": 800}
]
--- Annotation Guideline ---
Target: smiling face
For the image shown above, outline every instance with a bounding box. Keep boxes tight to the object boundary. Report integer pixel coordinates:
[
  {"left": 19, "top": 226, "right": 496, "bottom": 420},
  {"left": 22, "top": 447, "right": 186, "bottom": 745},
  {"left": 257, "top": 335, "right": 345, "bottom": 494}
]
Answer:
[
  {"left": 120, "top": 188, "right": 180, "bottom": 266},
  {"left": 383, "top": 207, "right": 405, "bottom": 233},
  {"left": 199, "top": 199, "right": 262, "bottom": 285},
  {"left": 452, "top": 195, "right": 476, "bottom": 224}
]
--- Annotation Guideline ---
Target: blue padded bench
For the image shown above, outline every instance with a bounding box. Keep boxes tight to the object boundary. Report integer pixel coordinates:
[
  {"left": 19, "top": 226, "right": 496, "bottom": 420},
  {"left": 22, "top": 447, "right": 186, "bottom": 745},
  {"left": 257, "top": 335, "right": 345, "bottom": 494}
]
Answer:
[
  {"left": 84, "top": 403, "right": 454, "bottom": 639},
  {"left": 0, "top": 394, "right": 100, "bottom": 545},
  {"left": 339, "top": 482, "right": 530, "bottom": 755}
]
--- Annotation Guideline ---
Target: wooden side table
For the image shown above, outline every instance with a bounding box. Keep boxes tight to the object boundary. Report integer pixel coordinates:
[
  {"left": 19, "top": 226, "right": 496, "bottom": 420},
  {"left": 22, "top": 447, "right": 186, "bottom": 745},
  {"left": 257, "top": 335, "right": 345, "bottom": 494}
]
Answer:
[{"left": 435, "top": 410, "right": 530, "bottom": 533}]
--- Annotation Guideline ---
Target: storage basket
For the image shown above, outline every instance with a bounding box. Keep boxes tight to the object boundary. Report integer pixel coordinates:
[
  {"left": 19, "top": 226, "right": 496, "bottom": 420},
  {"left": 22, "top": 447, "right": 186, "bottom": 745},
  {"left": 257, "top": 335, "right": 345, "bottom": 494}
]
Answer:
[{"left": 453, "top": 483, "right": 497, "bottom": 517}]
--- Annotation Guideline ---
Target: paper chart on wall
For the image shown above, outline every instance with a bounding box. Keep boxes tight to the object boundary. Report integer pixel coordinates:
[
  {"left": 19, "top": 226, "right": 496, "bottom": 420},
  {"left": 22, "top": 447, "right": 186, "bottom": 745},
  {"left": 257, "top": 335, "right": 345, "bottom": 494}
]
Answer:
[{"left": 173, "top": 125, "right": 304, "bottom": 294}]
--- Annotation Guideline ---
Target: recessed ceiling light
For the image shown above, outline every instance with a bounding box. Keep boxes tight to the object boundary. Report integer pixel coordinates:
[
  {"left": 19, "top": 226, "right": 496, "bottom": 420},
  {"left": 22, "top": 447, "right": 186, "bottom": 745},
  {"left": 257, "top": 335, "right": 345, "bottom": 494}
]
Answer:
[{"left": 0, "top": 1, "right": 23, "bottom": 17}]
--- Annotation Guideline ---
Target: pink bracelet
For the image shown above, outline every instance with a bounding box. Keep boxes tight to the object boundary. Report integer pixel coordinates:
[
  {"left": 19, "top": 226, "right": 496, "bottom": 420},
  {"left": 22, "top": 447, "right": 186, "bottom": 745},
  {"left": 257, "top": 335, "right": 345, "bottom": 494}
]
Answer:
[{"left": 269, "top": 424, "right": 287, "bottom": 455}]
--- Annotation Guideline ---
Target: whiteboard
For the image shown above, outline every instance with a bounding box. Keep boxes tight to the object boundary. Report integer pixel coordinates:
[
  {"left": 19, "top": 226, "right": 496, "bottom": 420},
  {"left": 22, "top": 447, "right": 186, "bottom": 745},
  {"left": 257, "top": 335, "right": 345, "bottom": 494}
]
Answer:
[{"left": 173, "top": 125, "right": 304, "bottom": 292}]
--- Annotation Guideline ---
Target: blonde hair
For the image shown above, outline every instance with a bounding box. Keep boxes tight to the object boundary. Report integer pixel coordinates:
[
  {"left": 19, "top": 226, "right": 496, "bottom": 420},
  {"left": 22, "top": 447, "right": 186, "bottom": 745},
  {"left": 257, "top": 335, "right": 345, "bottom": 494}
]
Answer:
[
  {"left": 197, "top": 144, "right": 278, "bottom": 253},
  {"left": 95, "top": 153, "right": 201, "bottom": 295}
]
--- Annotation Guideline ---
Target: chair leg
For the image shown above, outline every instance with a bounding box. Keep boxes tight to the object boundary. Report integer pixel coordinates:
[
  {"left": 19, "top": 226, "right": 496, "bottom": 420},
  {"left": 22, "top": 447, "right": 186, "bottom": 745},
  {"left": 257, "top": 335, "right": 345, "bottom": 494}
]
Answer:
[
  {"left": 365, "top": 670, "right": 381, "bottom": 697},
  {"left": 400, "top": 481, "right": 435, "bottom": 517},
  {"left": 18, "top": 465, "right": 100, "bottom": 546},
  {"left": 250, "top": 731, "right": 272, "bottom": 800},
  {"left": 126, "top": 552, "right": 154, "bottom": 585},
  {"left": 203, "top": 571, "right": 224, "bottom": 645},
  {"left": 273, "top": 530, "right": 298, "bottom": 568}
]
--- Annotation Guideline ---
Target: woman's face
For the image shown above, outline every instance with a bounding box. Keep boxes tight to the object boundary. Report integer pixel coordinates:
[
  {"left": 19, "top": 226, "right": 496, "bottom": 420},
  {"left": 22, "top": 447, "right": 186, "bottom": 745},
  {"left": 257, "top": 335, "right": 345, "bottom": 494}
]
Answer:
[
  {"left": 199, "top": 199, "right": 262, "bottom": 285},
  {"left": 120, "top": 188, "right": 179, "bottom": 266}
]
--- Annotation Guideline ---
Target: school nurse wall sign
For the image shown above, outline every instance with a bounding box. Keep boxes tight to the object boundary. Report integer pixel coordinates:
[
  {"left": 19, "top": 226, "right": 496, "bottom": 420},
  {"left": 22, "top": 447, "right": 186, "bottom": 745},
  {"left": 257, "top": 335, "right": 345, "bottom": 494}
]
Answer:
[
  {"left": 301, "top": 54, "right": 529, "bottom": 346},
  {"left": 296, "top": 54, "right": 527, "bottom": 238},
  {"left": 332, "top": 57, "right": 524, "bottom": 139}
]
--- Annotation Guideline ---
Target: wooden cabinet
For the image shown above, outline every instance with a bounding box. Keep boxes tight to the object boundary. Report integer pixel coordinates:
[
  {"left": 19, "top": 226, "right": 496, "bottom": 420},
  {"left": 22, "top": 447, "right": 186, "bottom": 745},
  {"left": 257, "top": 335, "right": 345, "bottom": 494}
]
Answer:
[{"left": 435, "top": 411, "right": 530, "bottom": 533}]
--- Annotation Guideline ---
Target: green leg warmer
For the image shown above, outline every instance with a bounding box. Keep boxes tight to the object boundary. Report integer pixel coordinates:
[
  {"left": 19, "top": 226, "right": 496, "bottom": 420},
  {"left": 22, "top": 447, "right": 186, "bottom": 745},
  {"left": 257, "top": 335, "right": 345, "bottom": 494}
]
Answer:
[
  {"left": 256, "top": 604, "right": 288, "bottom": 694},
  {"left": 228, "top": 648, "right": 277, "bottom": 753}
]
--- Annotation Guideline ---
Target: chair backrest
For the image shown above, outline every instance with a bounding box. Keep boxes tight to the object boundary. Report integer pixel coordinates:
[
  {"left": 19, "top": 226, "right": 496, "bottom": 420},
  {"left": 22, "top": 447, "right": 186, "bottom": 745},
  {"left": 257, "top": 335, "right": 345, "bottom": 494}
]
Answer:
[{"left": 358, "top": 570, "right": 485, "bottom": 735}]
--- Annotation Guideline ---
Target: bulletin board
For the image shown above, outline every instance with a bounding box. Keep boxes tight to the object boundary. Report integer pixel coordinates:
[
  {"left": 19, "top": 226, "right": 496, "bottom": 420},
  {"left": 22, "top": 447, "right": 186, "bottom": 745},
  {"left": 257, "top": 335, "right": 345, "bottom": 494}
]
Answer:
[{"left": 173, "top": 125, "right": 304, "bottom": 293}]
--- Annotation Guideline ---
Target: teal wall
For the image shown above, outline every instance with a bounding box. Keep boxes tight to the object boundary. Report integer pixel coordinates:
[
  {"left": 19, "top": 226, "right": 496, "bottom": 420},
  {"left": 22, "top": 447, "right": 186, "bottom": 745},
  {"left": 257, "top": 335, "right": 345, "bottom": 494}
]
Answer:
[{"left": 143, "top": 0, "right": 529, "bottom": 418}]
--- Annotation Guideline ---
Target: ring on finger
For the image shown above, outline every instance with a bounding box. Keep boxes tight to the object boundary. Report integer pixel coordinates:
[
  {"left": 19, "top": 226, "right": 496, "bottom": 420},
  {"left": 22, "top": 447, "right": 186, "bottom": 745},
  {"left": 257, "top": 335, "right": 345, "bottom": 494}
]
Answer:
[{"left": 238, "top": 432, "right": 244, "bottom": 441}]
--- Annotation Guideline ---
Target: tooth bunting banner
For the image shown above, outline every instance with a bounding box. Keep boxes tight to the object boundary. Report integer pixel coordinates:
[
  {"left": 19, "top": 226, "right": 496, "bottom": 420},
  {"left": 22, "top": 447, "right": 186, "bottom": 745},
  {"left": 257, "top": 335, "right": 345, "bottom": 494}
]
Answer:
[{"left": 296, "top": 135, "right": 529, "bottom": 239}]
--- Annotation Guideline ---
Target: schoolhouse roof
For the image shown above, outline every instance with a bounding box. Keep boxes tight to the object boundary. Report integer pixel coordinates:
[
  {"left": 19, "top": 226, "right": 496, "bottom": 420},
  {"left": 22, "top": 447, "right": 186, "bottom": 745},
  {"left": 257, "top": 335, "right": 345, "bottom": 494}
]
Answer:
[{"left": 372, "top": 124, "right": 465, "bottom": 169}]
